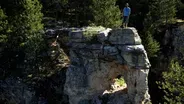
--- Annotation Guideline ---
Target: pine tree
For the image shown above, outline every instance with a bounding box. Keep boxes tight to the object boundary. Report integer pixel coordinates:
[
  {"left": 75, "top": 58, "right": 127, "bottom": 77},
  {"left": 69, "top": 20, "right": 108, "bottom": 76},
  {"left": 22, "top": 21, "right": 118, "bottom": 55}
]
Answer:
[
  {"left": 158, "top": 59, "right": 184, "bottom": 103},
  {"left": 0, "top": 8, "right": 8, "bottom": 46},
  {"left": 40, "top": 0, "right": 68, "bottom": 19},
  {"left": 67, "top": 0, "right": 93, "bottom": 27},
  {"left": 144, "top": 0, "right": 177, "bottom": 32},
  {"left": 142, "top": 13, "right": 160, "bottom": 58},
  {"left": 0, "top": 0, "right": 44, "bottom": 76},
  {"left": 0, "top": 8, "right": 11, "bottom": 76},
  {"left": 147, "top": 0, "right": 176, "bottom": 28},
  {"left": 91, "top": 0, "right": 121, "bottom": 28},
  {"left": 8, "top": 0, "right": 44, "bottom": 60},
  {"left": 141, "top": 31, "right": 160, "bottom": 58},
  {"left": 142, "top": 0, "right": 177, "bottom": 58}
]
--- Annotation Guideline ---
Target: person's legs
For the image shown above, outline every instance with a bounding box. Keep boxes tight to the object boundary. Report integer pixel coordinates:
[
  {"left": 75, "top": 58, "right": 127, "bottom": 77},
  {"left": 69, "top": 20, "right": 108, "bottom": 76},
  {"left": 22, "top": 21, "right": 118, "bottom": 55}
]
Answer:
[
  {"left": 125, "top": 23, "right": 128, "bottom": 28},
  {"left": 123, "top": 16, "right": 127, "bottom": 28},
  {"left": 125, "top": 16, "right": 129, "bottom": 28}
]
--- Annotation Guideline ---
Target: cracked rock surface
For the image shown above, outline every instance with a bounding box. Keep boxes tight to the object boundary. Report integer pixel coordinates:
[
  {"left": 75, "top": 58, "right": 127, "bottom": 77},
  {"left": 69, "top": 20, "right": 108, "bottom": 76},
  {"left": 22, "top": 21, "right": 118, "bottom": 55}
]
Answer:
[{"left": 62, "top": 27, "right": 151, "bottom": 104}]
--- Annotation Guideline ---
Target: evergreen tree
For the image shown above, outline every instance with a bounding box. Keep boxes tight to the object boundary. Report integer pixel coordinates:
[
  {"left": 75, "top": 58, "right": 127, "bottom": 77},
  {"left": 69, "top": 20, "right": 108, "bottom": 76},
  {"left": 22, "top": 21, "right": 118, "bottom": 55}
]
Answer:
[
  {"left": 158, "top": 59, "right": 184, "bottom": 103},
  {"left": 0, "top": 8, "right": 12, "bottom": 78},
  {"left": 147, "top": 0, "right": 176, "bottom": 28},
  {"left": 142, "top": 0, "right": 177, "bottom": 58},
  {"left": 0, "top": 0, "right": 44, "bottom": 77},
  {"left": 40, "top": 0, "right": 68, "bottom": 19},
  {"left": 91, "top": 0, "right": 121, "bottom": 28},
  {"left": 142, "top": 9, "right": 160, "bottom": 58},
  {"left": 8, "top": 0, "right": 44, "bottom": 60},
  {"left": 41, "top": 0, "right": 93, "bottom": 27},
  {"left": 141, "top": 31, "right": 160, "bottom": 58},
  {"left": 144, "top": 0, "right": 177, "bottom": 32},
  {"left": 0, "top": 8, "right": 8, "bottom": 46},
  {"left": 66, "top": 0, "right": 93, "bottom": 27}
]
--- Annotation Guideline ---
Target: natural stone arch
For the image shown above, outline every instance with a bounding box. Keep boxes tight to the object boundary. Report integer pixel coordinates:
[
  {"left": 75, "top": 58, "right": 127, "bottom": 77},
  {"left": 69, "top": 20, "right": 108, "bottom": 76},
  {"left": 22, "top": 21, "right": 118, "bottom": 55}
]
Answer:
[
  {"left": 65, "top": 60, "right": 149, "bottom": 104},
  {"left": 63, "top": 27, "right": 151, "bottom": 104}
]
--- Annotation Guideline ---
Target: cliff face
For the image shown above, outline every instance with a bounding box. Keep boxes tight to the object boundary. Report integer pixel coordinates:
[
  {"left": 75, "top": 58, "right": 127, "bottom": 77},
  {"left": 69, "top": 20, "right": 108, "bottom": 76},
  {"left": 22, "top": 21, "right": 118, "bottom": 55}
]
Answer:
[
  {"left": 64, "top": 27, "right": 151, "bottom": 104},
  {"left": 0, "top": 26, "right": 151, "bottom": 104}
]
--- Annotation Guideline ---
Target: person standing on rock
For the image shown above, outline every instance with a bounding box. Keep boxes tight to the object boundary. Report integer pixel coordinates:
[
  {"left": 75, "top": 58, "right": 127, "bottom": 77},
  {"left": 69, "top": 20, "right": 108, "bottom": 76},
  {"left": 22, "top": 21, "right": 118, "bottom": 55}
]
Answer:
[{"left": 122, "top": 3, "right": 131, "bottom": 28}]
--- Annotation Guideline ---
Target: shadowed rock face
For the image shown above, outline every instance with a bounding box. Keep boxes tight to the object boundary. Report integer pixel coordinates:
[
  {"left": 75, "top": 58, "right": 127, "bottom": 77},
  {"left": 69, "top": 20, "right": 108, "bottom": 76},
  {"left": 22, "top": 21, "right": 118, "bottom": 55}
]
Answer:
[{"left": 63, "top": 27, "right": 151, "bottom": 104}]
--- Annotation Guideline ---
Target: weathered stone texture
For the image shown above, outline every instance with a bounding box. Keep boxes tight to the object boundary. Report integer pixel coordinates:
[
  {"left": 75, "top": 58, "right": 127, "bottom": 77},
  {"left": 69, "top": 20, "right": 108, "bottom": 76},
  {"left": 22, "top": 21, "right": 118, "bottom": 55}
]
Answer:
[{"left": 64, "top": 27, "right": 151, "bottom": 104}]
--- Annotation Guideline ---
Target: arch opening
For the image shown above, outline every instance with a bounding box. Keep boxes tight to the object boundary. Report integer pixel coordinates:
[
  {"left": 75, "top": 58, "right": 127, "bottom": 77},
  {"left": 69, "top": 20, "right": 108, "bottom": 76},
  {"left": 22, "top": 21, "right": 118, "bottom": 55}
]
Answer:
[{"left": 100, "top": 74, "right": 128, "bottom": 104}]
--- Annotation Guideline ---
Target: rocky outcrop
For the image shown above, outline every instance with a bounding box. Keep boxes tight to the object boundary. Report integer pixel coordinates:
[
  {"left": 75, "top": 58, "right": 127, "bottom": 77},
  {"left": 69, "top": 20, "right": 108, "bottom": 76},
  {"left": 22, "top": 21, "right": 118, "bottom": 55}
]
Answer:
[
  {"left": 0, "top": 26, "right": 151, "bottom": 104},
  {"left": 64, "top": 27, "right": 151, "bottom": 104}
]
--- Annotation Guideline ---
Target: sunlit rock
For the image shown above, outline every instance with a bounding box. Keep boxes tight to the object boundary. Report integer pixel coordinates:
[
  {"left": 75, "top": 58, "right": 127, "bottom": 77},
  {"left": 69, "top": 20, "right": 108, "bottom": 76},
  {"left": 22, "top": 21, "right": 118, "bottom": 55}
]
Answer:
[{"left": 63, "top": 27, "right": 151, "bottom": 104}]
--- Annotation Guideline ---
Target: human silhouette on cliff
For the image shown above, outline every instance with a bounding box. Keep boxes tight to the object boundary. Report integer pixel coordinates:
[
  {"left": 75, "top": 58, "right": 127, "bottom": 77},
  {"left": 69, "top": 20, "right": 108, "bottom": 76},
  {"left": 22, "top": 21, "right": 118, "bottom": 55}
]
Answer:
[{"left": 122, "top": 3, "right": 131, "bottom": 28}]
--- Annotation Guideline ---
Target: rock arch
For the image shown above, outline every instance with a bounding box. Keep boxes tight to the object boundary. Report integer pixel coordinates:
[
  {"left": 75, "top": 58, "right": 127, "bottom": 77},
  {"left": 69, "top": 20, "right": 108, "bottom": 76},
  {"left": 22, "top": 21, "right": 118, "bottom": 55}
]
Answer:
[{"left": 63, "top": 27, "right": 151, "bottom": 104}]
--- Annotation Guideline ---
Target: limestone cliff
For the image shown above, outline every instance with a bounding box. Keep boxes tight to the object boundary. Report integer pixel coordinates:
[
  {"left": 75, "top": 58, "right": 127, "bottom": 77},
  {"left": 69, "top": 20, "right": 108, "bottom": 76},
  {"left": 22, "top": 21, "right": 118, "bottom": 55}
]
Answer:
[
  {"left": 0, "top": 26, "right": 151, "bottom": 104},
  {"left": 63, "top": 27, "right": 151, "bottom": 104}
]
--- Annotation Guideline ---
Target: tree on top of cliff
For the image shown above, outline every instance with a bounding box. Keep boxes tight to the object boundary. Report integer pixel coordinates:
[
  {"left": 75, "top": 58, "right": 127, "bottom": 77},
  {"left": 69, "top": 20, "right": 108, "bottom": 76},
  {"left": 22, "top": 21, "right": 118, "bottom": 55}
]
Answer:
[
  {"left": 7, "top": 0, "right": 44, "bottom": 65},
  {"left": 0, "top": 8, "right": 9, "bottom": 47},
  {"left": 0, "top": 0, "right": 44, "bottom": 78},
  {"left": 0, "top": 8, "right": 10, "bottom": 79},
  {"left": 91, "top": 0, "right": 121, "bottom": 28}
]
